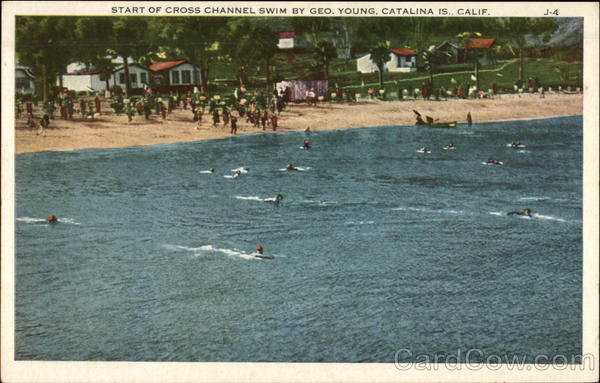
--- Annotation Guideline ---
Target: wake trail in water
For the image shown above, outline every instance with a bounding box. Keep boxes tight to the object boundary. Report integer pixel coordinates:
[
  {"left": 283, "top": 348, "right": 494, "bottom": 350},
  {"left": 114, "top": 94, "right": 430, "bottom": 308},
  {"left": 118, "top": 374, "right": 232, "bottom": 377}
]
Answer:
[
  {"left": 279, "top": 166, "right": 310, "bottom": 172},
  {"left": 163, "top": 244, "right": 277, "bottom": 260},
  {"left": 488, "top": 212, "right": 567, "bottom": 222},
  {"left": 17, "top": 217, "right": 81, "bottom": 225},
  {"left": 519, "top": 196, "right": 551, "bottom": 201},
  {"left": 392, "top": 207, "right": 465, "bottom": 215},
  {"left": 235, "top": 196, "right": 264, "bottom": 202}
]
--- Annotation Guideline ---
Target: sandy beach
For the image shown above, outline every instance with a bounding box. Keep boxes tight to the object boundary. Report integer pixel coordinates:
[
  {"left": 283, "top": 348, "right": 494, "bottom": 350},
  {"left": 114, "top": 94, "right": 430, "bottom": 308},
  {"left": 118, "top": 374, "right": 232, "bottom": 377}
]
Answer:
[{"left": 14, "top": 93, "right": 582, "bottom": 154}]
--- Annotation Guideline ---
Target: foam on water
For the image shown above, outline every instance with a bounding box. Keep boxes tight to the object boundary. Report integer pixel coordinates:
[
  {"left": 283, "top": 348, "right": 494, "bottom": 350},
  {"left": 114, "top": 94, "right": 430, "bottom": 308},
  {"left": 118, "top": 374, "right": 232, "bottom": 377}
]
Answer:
[
  {"left": 520, "top": 196, "right": 551, "bottom": 201},
  {"left": 533, "top": 213, "right": 567, "bottom": 222},
  {"left": 488, "top": 212, "right": 567, "bottom": 222},
  {"left": 235, "top": 196, "right": 263, "bottom": 202},
  {"left": 163, "top": 244, "right": 257, "bottom": 260},
  {"left": 199, "top": 170, "right": 214, "bottom": 174},
  {"left": 392, "top": 207, "right": 465, "bottom": 215},
  {"left": 16, "top": 217, "right": 48, "bottom": 224},
  {"left": 279, "top": 166, "right": 310, "bottom": 171},
  {"left": 17, "top": 217, "right": 80, "bottom": 225}
]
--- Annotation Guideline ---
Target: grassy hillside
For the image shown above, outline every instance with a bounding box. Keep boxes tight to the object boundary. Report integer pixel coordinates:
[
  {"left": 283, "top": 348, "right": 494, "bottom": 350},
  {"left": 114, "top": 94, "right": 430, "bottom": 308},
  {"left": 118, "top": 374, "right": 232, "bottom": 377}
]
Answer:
[{"left": 209, "top": 54, "right": 582, "bottom": 96}]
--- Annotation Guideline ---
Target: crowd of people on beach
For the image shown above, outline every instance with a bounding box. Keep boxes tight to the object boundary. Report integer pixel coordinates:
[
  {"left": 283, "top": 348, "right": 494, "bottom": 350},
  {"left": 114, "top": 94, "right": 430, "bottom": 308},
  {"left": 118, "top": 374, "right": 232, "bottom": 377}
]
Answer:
[{"left": 16, "top": 86, "right": 291, "bottom": 136}]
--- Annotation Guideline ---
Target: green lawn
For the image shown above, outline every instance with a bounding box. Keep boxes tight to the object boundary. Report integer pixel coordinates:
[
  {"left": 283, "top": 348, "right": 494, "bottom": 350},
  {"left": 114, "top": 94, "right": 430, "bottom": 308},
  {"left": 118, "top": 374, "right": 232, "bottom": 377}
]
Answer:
[{"left": 209, "top": 54, "right": 582, "bottom": 97}]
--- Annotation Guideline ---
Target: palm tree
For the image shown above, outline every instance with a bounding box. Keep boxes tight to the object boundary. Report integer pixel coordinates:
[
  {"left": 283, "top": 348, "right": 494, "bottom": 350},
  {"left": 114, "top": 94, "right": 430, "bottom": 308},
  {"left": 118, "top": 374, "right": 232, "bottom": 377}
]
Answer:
[{"left": 369, "top": 44, "right": 391, "bottom": 90}]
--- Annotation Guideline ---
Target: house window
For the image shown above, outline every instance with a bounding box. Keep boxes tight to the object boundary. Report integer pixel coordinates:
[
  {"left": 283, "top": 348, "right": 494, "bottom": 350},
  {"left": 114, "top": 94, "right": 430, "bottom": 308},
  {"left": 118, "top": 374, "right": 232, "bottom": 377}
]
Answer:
[
  {"left": 16, "top": 77, "right": 30, "bottom": 89},
  {"left": 119, "top": 73, "right": 125, "bottom": 84},
  {"left": 130, "top": 73, "right": 137, "bottom": 85},
  {"left": 171, "top": 70, "right": 180, "bottom": 84},
  {"left": 181, "top": 70, "right": 191, "bottom": 84},
  {"left": 141, "top": 72, "right": 147, "bottom": 84}
]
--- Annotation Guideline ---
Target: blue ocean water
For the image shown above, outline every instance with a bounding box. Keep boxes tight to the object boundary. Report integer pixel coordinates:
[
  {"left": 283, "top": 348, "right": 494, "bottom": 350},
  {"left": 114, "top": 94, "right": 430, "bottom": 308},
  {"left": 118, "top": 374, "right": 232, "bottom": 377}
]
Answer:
[{"left": 15, "top": 116, "right": 582, "bottom": 362}]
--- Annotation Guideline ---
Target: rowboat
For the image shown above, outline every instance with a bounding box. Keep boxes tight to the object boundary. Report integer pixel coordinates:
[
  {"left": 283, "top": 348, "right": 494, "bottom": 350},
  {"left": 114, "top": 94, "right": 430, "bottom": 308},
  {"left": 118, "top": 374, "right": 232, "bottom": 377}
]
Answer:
[{"left": 427, "top": 121, "right": 457, "bottom": 128}]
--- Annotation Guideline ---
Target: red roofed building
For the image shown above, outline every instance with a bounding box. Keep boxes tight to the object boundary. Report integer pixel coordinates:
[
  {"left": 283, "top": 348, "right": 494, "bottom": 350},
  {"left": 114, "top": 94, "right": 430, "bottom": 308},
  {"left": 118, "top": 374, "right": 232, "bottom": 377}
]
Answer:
[
  {"left": 460, "top": 38, "right": 497, "bottom": 65},
  {"left": 277, "top": 31, "right": 297, "bottom": 49},
  {"left": 357, "top": 47, "right": 417, "bottom": 73},
  {"left": 464, "top": 38, "right": 496, "bottom": 50},
  {"left": 147, "top": 59, "right": 201, "bottom": 90}
]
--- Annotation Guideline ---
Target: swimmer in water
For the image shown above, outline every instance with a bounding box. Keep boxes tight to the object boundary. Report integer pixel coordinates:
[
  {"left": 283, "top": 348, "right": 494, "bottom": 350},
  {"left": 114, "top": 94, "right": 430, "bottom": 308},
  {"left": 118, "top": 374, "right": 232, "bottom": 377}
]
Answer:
[
  {"left": 303, "top": 140, "right": 311, "bottom": 149},
  {"left": 47, "top": 215, "right": 58, "bottom": 223},
  {"left": 264, "top": 194, "right": 284, "bottom": 204},
  {"left": 255, "top": 246, "right": 264, "bottom": 255},
  {"left": 418, "top": 147, "right": 431, "bottom": 153},
  {"left": 286, "top": 163, "right": 299, "bottom": 171},
  {"left": 208, "top": 168, "right": 215, "bottom": 173},
  {"left": 487, "top": 158, "right": 502, "bottom": 165},
  {"left": 233, "top": 169, "right": 242, "bottom": 178},
  {"left": 445, "top": 143, "right": 455, "bottom": 149},
  {"left": 511, "top": 141, "right": 521, "bottom": 148},
  {"left": 507, "top": 208, "right": 532, "bottom": 217},
  {"left": 305, "top": 127, "right": 311, "bottom": 135}
]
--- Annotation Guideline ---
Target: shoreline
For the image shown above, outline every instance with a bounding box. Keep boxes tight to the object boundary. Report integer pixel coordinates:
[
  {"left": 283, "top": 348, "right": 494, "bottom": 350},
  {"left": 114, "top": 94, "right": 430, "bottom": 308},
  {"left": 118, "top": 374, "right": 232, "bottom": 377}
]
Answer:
[{"left": 14, "top": 93, "right": 583, "bottom": 154}]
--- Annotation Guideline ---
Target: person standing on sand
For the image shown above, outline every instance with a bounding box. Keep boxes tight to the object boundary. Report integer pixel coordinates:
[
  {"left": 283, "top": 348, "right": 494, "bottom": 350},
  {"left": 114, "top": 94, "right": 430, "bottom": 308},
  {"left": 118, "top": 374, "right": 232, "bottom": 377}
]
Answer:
[
  {"left": 59, "top": 95, "right": 67, "bottom": 120},
  {"left": 94, "top": 96, "right": 101, "bottom": 114},
  {"left": 212, "top": 109, "right": 220, "bottom": 127},
  {"left": 467, "top": 112, "right": 472, "bottom": 126},
  {"left": 222, "top": 107, "right": 230, "bottom": 127},
  {"left": 143, "top": 99, "right": 151, "bottom": 120},
  {"left": 125, "top": 99, "right": 135, "bottom": 122},
  {"left": 66, "top": 96, "right": 74, "bottom": 119},
  {"left": 271, "top": 114, "right": 278, "bottom": 131},
  {"left": 79, "top": 98, "right": 86, "bottom": 116},
  {"left": 230, "top": 115, "right": 238, "bottom": 135},
  {"left": 261, "top": 110, "right": 268, "bottom": 130},
  {"left": 160, "top": 102, "right": 167, "bottom": 120},
  {"left": 26, "top": 102, "right": 33, "bottom": 118}
]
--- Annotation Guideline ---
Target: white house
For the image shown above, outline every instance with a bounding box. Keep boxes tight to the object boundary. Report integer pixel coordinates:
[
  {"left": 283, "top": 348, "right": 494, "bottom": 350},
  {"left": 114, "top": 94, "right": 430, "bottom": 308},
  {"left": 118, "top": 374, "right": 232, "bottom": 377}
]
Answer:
[
  {"left": 110, "top": 64, "right": 150, "bottom": 90},
  {"left": 60, "top": 59, "right": 148, "bottom": 92},
  {"left": 357, "top": 48, "right": 417, "bottom": 73},
  {"left": 147, "top": 60, "right": 201, "bottom": 87},
  {"left": 277, "top": 31, "right": 297, "bottom": 49},
  {"left": 16, "top": 63, "right": 35, "bottom": 95}
]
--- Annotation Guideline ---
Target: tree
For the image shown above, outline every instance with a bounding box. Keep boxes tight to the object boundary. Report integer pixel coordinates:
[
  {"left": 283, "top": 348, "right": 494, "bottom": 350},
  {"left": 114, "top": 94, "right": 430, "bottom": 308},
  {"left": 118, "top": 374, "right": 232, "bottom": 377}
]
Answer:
[
  {"left": 499, "top": 18, "right": 558, "bottom": 86},
  {"left": 369, "top": 44, "right": 391, "bottom": 89},
  {"left": 291, "top": 17, "right": 330, "bottom": 48},
  {"left": 420, "top": 45, "right": 441, "bottom": 90},
  {"left": 240, "top": 24, "right": 279, "bottom": 98},
  {"left": 221, "top": 18, "right": 255, "bottom": 87},
  {"left": 456, "top": 32, "right": 484, "bottom": 90},
  {"left": 110, "top": 17, "right": 154, "bottom": 96},
  {"left": 153, "top": 17, "right": 229, "bottom": 93},
  {"left": 314, "top": 41, "right": 337, "bottom": 80},
  {"left": 16, "top": 16, "right": 77, "bottom": 102},
  {"left": 74, "top": 17, "right": 116, "bottom": 92}
]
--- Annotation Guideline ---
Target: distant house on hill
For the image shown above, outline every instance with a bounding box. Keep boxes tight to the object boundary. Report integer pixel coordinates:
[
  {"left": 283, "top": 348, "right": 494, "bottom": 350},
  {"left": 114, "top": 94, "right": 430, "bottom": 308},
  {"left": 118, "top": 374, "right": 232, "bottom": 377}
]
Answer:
[
  {"left": 433, "top": 41, "right": 460, "bottom": 65},
  {"left": 462, "top": 38, "right": 496, "bottom": 64},
  {"left": 430, "top": 38, "right": 496, "bottom": 66},
  {"left": 147, "top": 59, "right": 201, "bottom": 90},
  {"left": 277, "top": 31, "right": 297, "bottom": 49},
  {"left": 15, "top": 62, "right": 35, "bottom": 95},
  {"left": 356, "top": 48, "right": 417, "bottom": 73}
]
